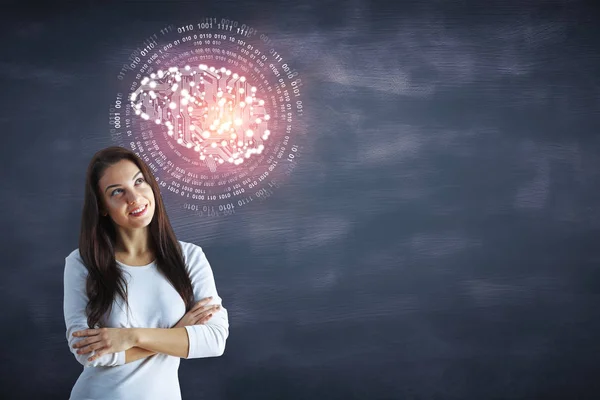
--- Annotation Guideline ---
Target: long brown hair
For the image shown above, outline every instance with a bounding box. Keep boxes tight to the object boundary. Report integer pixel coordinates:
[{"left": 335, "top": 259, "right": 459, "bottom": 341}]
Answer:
[{"left": 79, "top": 146, "right": 195, "bottom": 328}]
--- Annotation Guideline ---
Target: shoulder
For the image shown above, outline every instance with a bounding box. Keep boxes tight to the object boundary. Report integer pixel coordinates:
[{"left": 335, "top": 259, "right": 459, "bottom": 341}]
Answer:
[
  {"left": 64, "top": 248, "right": 87, "bottom": 278},
  {"left": 178, "top": 240, "right": 205, "bottom": 258},
  {"left": 65, "top": 248, "right": 81, "bottom": 261},
  {"left": 177, "top": 240, "right": 211, "bottom": 273}
]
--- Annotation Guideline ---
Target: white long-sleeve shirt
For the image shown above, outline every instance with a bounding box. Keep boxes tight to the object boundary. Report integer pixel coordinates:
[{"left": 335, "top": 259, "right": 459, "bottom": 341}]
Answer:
[{"left": 63, "top": 240, "right": 229, "bottom": 400}]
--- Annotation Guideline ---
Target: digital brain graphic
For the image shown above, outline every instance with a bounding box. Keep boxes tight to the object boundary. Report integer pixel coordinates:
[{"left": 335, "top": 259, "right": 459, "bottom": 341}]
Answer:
[
  {"left": 109, "top": 19, "right": 305, "bottom": 217},
  {"left": 130, "top": 65, "right": 271, "bottom": 172}
]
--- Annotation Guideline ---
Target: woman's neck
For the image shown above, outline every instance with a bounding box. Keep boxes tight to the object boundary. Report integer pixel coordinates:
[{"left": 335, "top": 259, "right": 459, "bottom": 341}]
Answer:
[{"left": 114, "top": 228, "right": 153, "bottom": 257}]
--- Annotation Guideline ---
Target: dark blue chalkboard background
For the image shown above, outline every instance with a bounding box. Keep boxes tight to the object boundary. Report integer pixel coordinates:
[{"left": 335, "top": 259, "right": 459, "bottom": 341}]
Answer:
[{"left": 1, "top": 0, "right": 599, "bottom": 398}]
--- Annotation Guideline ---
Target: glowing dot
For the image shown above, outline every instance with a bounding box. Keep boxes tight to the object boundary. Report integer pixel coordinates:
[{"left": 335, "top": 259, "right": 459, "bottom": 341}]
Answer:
[
  {"left": 199, "top": 64, "right": 207, "bottom": 70},
  {"left": 185, "top": 65, "right": 191, "bottom": 70},
  {"left": 239, "top": 102, "right": 246, "bottom": 108},
  {"left": 141, "top": 77, "right": 150, "bottom": 85},
  {"left": 181, "top": 89, "right": 189, "bottom": 96},
  {"left": 190, "top": 125, "right": 196, "bottom": 131},
  {"left": 233, "top": 73, "right": 239, "bottom": 79},
  {"left": 181, "top": 98, "right": 189, "bottom": 106},
  {"left": 149, "top": 81, "right": 157, "bottom": 89},
  {"left": 245, "top": 96, "right": 253, "bottom": 103},
  {"left": 231, "top": 133, "right": 237, "bottom": 138},
  {"left": 234, "top": 118, "right": 242, "bottom": 126},
  {"left": 221, "top": 140, "right": 227, "bottom": 146},
  {"left": 258, "top": 100, "right": 265, "bottom": 106},
  {"left": 237, "top": 140, "right": 243, "bottom": 146},
  {"left": 169, "top": 102, "right": 177, "bottom": 109},
  {"left": 218, "top": 98, "right": 226, "bottom": 107},
  {"left": 171, "top": 84, "right": 178, "bottom": 91},
  {"left": 225, "top": 70, "right": 232, "bottom": 76},
  {"left": 150, "top": 73, "right": 156, "bottom": 79},
  {"left": 218, "top": 159, "right": 224, "bottom": 164},
  {"left": 188, "top": 106, "right": 194, "bottom": 112},
  {"left": 251, "top": 87, "right": 257, "bottom": 92},
  {"left": 157, "top": 70, "right": 164, "bottom": 78},
  {"left": 211, "top": 142, "right": 217, "bottom": 148},
  {"left": 130, "top": 93, "right": 137, "bottom": 101},
  {"left": 135, "top": 109, "right": 141, "bottom": 115},
  {"left": 246, "top": 130, "right": 253, "bottom": 137},
  {"left": 155, "top": 119, "right": 161, "bottom": 124},
  {"left": 203, "top": 131, "right": 210, "bottom": 138},
  {"left": 190, "top": 81, "right": 195, "bottom": 87},
  {"left": 141, "top": 113, "right": 149, "bottom": 120},
  {"left": 186, "top": 142, "right": 192, "bottom": 148},
  {"left": 264, "top": 115, "right": 270, "bottom": 120},
  {"left": 177, "top": 138, "right": 183, "bottom": 144},
  {"left": 255, "top": 118, "right": 262, "bottom": 124},
  {"left": 264, "top": 130, "right": 270, "bottom": 135},
  {"left": 240, "top": 76, "right": 246, "bottom": 82},
  {"left": 239, "top": 88, "right": 245, "bottom": 94}
]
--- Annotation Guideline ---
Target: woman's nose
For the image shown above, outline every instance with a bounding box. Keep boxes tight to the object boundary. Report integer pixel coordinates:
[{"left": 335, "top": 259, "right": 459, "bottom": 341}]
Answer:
[{"left": 127, "top": 194, "right": 141, "bottom": 204}]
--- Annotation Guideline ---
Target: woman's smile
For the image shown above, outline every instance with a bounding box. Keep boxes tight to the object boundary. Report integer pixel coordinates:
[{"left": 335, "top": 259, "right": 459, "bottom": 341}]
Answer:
[{"left": 129, "top": 204, "right": 148, "bottom": 217}]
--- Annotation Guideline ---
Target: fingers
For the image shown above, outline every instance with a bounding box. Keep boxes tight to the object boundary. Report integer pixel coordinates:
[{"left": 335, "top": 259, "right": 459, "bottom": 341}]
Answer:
[
  {"left": 200, "top": 313, "right": 214, "bottom": 323},
  {"left": 72, "top": 335, "right": 102, "bottom": 350},
  {"left": 75, "top": 338, "right": 103, "bottom": 355},
  {"left": 194, "top": 313, "right": 213, "bottom": 325},
  {"left": 191, "top": 297, "right": 214, "bottom": 311},
  {"left": 88, "top": 349, "right": 104, "bottom": 362},
  {"left": 73, "top": 328, "right": 100, "bottom": 337},
  {"left": 192, "top": 304, "right": 220, "bottom": 319}
]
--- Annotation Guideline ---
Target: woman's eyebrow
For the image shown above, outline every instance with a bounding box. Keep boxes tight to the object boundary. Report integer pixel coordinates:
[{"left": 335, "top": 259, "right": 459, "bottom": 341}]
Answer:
[{"left": 104, "top": 171, "right": 142, "bottom": 193}]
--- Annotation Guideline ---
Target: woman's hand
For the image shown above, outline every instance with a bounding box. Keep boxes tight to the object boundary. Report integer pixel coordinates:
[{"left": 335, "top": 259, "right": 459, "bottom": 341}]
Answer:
[
  {"left": 172, "top": 296, "right": 220, "bottom": 329},
  {"left": 72, "top": 328, "right": 138, "bottom": 362}
]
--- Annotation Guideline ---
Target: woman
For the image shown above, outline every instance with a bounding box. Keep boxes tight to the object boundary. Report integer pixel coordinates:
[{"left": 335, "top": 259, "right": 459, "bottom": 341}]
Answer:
[{"left": 63, "top": 146, "right": 229, "bottom": 400}]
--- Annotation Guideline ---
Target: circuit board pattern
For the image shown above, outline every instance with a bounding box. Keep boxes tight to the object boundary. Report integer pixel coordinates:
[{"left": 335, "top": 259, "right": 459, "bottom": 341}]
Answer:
[{"left": 130, "top": 65, "right": 270, "bottom": 172}]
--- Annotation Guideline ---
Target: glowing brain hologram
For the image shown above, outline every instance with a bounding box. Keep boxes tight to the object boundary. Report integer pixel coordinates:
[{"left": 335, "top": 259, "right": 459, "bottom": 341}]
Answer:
[
  {"left": 108, "top": 19, "right": 305, "bottom": 217},
  {"left": 130, "top": 65, "right": 271, "bottom": 172}
]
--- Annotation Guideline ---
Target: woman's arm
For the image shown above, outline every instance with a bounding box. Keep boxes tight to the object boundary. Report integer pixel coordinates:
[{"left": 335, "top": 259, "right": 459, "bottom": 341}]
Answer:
[
  {"left": 64, "top": 253, "right": 125, "bottom": 367},
  {"left": 180, "top": 244, "right": 229, "bottom": 359},
  {"left": 133, "top": 327, "right": 190, "bottom": 358},
  {"left": 125, "top": 347, "right": 157, "bottom": 364}
]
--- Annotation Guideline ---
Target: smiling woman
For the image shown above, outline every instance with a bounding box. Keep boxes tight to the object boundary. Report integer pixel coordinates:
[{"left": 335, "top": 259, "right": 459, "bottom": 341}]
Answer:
[{"left": 63, "top": 146, "right": 229, "bottom": 400}]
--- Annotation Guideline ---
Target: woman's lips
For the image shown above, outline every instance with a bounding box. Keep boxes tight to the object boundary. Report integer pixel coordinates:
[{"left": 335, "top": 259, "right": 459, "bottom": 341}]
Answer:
[{"left": 129, "top": 204, "right": 148, "bottom": 217}]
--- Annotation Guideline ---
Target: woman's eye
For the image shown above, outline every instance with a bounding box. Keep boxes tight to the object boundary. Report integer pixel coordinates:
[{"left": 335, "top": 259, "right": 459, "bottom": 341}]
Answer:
[{"left": 110, "top": 178, "right": 144, "bottom": 196}]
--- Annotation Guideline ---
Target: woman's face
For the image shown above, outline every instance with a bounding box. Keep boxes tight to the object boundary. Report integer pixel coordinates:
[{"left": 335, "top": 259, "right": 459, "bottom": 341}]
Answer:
[{"left": 97, "top": 159, "right": 156, "bottom": 231}]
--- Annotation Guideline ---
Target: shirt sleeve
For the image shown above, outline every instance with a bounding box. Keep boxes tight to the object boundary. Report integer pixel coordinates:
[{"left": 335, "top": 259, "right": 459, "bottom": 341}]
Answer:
[
  {"left": 182, "top": 243, "right": 229, "bottom": 359},
  {"left": 63, "top": 251, "right": 126, "bottom": 368}
]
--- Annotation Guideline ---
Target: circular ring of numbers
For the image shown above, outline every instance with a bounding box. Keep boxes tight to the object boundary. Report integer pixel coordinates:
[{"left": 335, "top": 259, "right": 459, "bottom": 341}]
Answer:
[{"left": 109, "top": 18, "right": 305, "bottom": 217}]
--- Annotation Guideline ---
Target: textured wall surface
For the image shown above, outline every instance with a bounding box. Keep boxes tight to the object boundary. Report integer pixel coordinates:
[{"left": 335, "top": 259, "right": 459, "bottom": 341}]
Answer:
[{"left": 1, "top": 0, "right": 599, "bottom": 398}]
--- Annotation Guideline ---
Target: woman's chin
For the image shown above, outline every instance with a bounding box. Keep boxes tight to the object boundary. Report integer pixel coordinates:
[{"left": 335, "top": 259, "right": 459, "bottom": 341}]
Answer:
[{"left": 115, "top": 211, "right": 154, "bottom": 229}]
